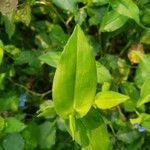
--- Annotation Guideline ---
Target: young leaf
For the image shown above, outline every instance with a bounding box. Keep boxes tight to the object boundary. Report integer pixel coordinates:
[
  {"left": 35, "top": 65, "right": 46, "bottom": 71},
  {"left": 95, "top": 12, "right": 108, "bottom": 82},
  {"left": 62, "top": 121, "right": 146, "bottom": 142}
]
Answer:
[
  {"left": 53, "top": 25, "right": 97, "bottom": 119},
  {"left": 110, "top": 0, "right": 140, "bottom": 23},
  {"left": 100, "top": 10, "right": 128, "bottom": 32},
  {"left": 137, "top": 77, "right": 150, "bottom": 107},
  {"left": 95, "top": 91, "right": 129, "bottom": 109}
]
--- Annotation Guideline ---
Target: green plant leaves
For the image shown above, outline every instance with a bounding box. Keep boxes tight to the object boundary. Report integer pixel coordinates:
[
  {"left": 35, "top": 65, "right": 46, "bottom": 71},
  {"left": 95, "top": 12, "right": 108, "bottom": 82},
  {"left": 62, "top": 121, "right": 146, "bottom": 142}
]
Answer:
[
  {"left": 4, "top": 117, "right": 26, "bottom": 133},
  {"left": 100, "top": 10, "right": 128, "bottom": 32},
  {"left": 53, "top": 25, "right": 97, "bottom": 118},
  {"left": 39, "top": 51, "right": 61, "bottom": 68},
  {"left": 95, "top": 91, "right": 129, "bottom": 109},
  {"left": 66, "top": 108, "right": 110, "bottom": 150},
  {"left": 2, "top": 133, "right": 24, "bottom": 150},
  {"left": 0, "top": 116, "right": 5, "bottom": 131},
  {"left": 110, "top": 0, "right": 140, "bottom": 23},
  {"left": 140, "top": 31, "right": 150, "bottom": 44},
  {"left": 137, "top": 77, "right": 150, "bottom": 107},
  {"left": 96, "top": 62, "right": 112, "bottom": 83},
  {"left": 52, "top": 0, "right": 77, "bottom": 13}
]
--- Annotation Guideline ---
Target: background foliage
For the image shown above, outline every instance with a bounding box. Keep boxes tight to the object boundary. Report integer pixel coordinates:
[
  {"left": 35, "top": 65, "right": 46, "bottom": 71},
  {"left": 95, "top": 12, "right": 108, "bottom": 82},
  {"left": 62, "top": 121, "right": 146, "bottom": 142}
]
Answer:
[{"left": 0, "top": 0, "right": 150, "bottom": 149}]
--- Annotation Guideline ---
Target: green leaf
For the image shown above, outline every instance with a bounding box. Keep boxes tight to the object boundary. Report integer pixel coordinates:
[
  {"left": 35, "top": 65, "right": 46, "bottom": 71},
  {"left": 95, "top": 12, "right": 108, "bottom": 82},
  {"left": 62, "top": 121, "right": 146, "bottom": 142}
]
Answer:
[
  {"left": 2, "top": 133, "right": 24, "bottom": 150},
  {"left": 137, "top": 77, "right": 150, "bottom": 106},
  {"left": 39, "top": 121, "right": 56, "bottom": 149},
  {"left": 53, "top": 25, "right": 97, "bottom": 118},
  {"left": 66, "top": 108, "right": 110, "bottom": 150},
  {"left": 91, "top": 0, "right": 108, "bottom": 6},
  {"left": 134, "top": 53, "right": 150, "bottom": 87},
  {"left": 15, "top": 51, "right": 41, "bottom": 67},
  {"left": 37, "top": 100, "right": 56, "bottom": 117},
  {"left": 117, "top": 130, "right": 140, "bottom": 144},
  {"left": 0, "top": 116, "right": 5, "bottom": 131},
  {"left": 110, "top": 0, "right": 140, "bottom": 23},
  {"left": 15, "top": 3, "right": 31, "bottom": 26},
  {"left": 141, "top": 113, "right": 150, "bottom": 132},
  {"left": 0, "top": 48, "right": 3, "bottom": 65},
  {"left": 22, "top": 123, "right": 39, "bottom": 150},
  {"left": 140, "top": 31, "right": 150, "bottom": 44},
  {"left": 52, "top": 0, "right": 77, "bottom": 13},
  {"left": 82, "top": 108, "right": 110, "bottom": 150},
  {"left": 4, "top": 117, "right": 26, "bottom": 133},
  {"left": 95, "top": 91, "right": 129, "bottom": 109},
  {"left": 100, "top": 10, "right": 128, "bottom": 32},
  {"left": 96, "top": 61, "right": 112, "bottom": 84},
  {"left": 120, "top": 82, "right": 139, "bottom": 112},
  {"left": 2, "top": 14, "right": 15, "bottom": 38},
  {"left": 39, "top": 51, "right": 61, "bottom": 68}
]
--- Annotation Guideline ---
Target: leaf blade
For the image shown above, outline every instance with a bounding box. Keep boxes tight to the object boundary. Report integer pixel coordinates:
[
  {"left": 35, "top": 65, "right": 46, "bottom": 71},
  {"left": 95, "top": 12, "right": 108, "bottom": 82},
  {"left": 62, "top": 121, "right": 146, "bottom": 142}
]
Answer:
[
  {"left": 100, "top": 10, "right": 128, "bottom": 32},
  {"left": 95, "top": 91, "right": 129, "bottom": 109},
  {"left": 53, "top": 25, "right": 97, "bottom": 118},
  {"left": 110, "top": 0, "right": 140, "bottom": 23}
]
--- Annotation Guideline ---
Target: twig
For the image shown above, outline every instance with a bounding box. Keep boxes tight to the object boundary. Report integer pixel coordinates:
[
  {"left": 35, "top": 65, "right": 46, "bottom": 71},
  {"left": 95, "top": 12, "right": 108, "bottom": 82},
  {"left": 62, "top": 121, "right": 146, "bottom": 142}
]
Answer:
[{"left": 8, "top": 78, "right": 52, "bottom": 97}]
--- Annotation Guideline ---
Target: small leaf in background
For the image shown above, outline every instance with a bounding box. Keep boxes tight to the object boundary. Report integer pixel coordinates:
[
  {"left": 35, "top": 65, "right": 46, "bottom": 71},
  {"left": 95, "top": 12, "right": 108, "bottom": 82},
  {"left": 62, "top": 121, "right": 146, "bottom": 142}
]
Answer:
[
  {"left": 100, "top": 10, "right": 128, "bottom": 32},
  {"left": 120, "top": 82, "right": 140, "bottom": 112},
  {"left": 39, "top": 51, "right": 61, "bottom": 68},
  {"left": 22, "top": 123, "right": 39, "bottom": 150},
  {"left": 87, "top": 7, "right": 106, "bottom": 26},
  {"left": 110, "top": 0, "right": 140, "bottom": 23},
  {"left": 0, "top": 92, "right": 18, "bottom": 112},
  {"left": 134, "top": 53, "right": 150, "bottom": 87},
  {"left": 4, "top": 117, "right": 26, "bottom": 133},
  {"left": 2, "top": 133, "right": 24, "bottom": 150},
  {"left": 96, "top": 61, "right": 112, "bottom": 84},
  {"left": 74, "top": 9, "right": 87, "bottom": 25},
  {"left": 15, "top": 3, "right": 31, "bottom": 26},
  {"left": 37, "top": 100, "right": 56, "bottom": 117},
  {"left": 4, "top": 45, "right": 20, "bottom": 56},
  {"left": 95, "top": 91, "right": 129, "bottom": 109},
  {"left": 1, "top": 15, "right": 15, "bottom": 38},
  {"left": 142, "top": 8, "right": 150, "bottom": 24},
  {"left": 82, "top": 108, "right": 110, "bottom": 150},
  {"left": 140, "top": 31, "right": 150, "bottom": 45},
  {"left": 117, "top": 130, "right": 141, "bottom": 144},
  {"left": 0, "top": 116, "right": 5, "bottom": 131},
  {"left": 39, "top": 121, "right": 56, "bottom": 149},
  {"left": 66, "top": 108, "right": 110, "bottom": 150},
  {"left": 15, "top": 51, "right": 41, "bottom": 67},
  {"left": 53, "top": 25, "right": 97, "bottom": 118},
  {"left": 137, "top": 77, "right": 150, "bottom": 106},
  {"left": 52, "top": 0, "right": 77, "bottom": 13}
]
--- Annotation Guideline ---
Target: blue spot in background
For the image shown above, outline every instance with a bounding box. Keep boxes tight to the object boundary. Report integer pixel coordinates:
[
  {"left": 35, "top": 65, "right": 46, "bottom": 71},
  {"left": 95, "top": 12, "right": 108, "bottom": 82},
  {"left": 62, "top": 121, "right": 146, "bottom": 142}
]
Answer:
[{"left": 18, "top": 93, "right": 27, "bottom": 108}]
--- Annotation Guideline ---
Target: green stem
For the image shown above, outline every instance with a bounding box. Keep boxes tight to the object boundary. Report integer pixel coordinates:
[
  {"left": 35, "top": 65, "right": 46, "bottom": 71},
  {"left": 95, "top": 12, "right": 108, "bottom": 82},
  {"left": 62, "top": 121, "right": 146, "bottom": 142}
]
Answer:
[
  {"left": 117, "top": 106, "right": 126, "bottom": 121},
  {"left": 8, "top": 78, "right": 52, "bottom": 97}
]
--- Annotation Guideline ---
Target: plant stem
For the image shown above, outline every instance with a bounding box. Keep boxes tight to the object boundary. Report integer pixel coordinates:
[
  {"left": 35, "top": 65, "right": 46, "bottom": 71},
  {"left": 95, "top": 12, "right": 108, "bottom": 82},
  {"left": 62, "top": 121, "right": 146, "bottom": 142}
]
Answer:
[{"left": 9, "top": 78, "right": 52, "bottom": 97}]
